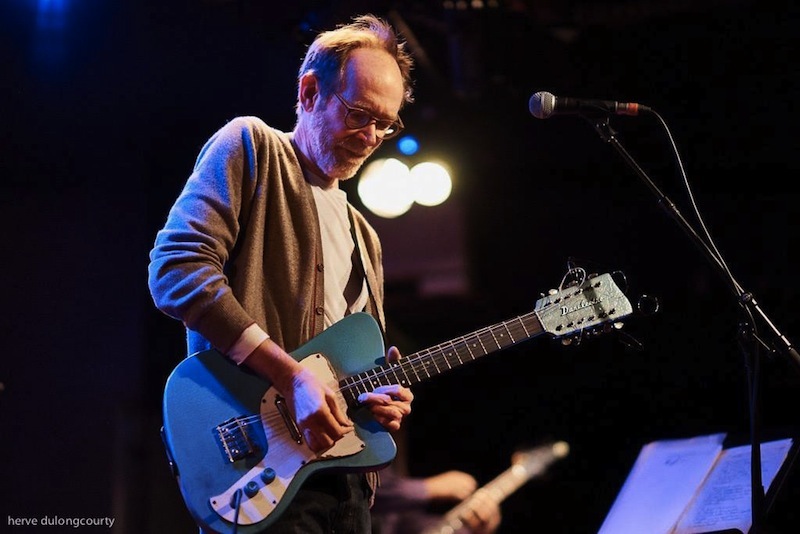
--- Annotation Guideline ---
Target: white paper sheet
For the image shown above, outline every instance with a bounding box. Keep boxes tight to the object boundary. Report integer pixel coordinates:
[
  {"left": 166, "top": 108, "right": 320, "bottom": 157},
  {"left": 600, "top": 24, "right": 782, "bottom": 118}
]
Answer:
[{"left": 598, "top": 433, "right": 726, "bottom": 534}]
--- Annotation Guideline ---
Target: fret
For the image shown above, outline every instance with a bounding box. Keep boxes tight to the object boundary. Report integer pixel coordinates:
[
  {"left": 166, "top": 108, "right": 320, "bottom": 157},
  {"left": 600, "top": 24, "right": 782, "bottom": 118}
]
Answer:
[
  {"left": 388, "top": 361, "right": 409, "bottom": 388},
  {"left": 448, "top": 338, "right": 466, "bottom": 366},
  {"left": 479, "top": 328, "right": 500, "bottom": 352},
  {"left": 475, "top": 331, "right": 488, "bottom": 354},
  {"left": 349, "top": 374, "right": 368, "bottom": 397},
  {"left": 404, "top": 354, "right": 424, "bottom": 384},
  {"left": 340, "top": 375, "right": 362, "bottom": 408},
  {"left": 416, "top": 352, "right": 435, "bottom": 382},
  {"left": 523, "top": 312, "right": 543, "bottom": 337},
  {"left": 437, "top": 346, "right": 453, "bottom": 371},
  {"left": 428, "top": 346, "right": 444, "bottom": 375},
  {"left": 492, "top": 326, "right": 506, "bottom": 349},
  {"left": 488, "top": 325, "right": 501, "bottom": 349},
  {"left": 408, "top": 353, "right": 430, "bottom": 382},
  {"left": 513, "top": 316, "right": 530, "bottom": 339},
  {"left": 340, "top": 380, "right": 358, "bottom": 407},
  {"left": 368, "top": 367, "right": 383, "bottom": 389},
  {"left": 463, "top": 337, "right": 477, "bottom": 359},
  {"left": 501, "top": 321, "right": 516, "bottom": 344},
  {"left": 452, "top": 338, "right": 472, "bottom": 364}
]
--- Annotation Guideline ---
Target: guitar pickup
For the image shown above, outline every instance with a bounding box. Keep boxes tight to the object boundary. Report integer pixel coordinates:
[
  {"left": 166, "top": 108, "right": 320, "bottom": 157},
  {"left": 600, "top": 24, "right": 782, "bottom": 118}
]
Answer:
[
  {"left": 275, "top": 395, "right": 303, "bottom": 445},
  {"left": 216, "top": 416, "right": 257, "bottom": 463}
]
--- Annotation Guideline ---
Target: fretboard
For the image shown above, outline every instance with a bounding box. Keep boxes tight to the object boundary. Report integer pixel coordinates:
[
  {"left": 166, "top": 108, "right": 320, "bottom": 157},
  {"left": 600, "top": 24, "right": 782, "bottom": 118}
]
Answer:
[{"left": 340, "top": 310, "right": 544, "bottom": 406}]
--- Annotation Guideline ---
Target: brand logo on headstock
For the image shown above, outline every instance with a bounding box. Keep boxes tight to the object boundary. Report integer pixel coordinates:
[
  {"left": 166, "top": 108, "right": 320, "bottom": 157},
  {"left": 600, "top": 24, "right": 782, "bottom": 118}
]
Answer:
[{"left": 560, "top": 296, "right": 602, "bottom": 316}]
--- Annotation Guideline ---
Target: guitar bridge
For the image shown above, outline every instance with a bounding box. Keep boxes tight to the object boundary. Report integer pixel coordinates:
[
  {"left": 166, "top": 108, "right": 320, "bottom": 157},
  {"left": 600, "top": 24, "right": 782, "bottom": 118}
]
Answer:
[{"left": 216, "top": 416, "right": 257, "bottom": 462}]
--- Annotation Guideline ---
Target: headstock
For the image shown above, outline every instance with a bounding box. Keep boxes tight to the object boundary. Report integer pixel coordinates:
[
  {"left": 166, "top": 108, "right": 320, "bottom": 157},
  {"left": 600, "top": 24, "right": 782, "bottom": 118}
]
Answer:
[{"left": 535, "top": 270, "right": 633, "bottom": 343}]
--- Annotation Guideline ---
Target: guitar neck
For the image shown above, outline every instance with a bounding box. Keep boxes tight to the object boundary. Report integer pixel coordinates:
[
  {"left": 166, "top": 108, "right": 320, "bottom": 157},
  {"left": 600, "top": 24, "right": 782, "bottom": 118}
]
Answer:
[
  {"left": 339, "top": 271, "right": 632, "bottom": 408},
  {"left": 431, "top": 466, "right": 528, "bottom": 534},
  {"left": 340, "top": 311, "right": 544, "bottom": 406}
]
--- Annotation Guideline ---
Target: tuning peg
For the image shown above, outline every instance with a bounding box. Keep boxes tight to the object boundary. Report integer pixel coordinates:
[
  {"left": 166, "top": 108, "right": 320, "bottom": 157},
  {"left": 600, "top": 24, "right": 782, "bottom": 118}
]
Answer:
[{"left": 561, "top": 334, "right": 583, "bottom": 346}]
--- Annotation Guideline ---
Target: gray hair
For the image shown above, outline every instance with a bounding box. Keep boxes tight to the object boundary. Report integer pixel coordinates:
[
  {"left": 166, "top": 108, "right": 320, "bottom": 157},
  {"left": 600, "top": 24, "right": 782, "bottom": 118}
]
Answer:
[{"left": 297, "top": 14, "right": 415, "bottom": 110}]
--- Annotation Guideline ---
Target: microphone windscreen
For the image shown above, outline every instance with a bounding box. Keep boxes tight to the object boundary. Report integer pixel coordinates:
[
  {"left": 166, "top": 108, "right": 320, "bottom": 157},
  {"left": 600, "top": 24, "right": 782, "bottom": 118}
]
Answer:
[{"left": 529, "top": 91, "right": 556, "bottom": 119}]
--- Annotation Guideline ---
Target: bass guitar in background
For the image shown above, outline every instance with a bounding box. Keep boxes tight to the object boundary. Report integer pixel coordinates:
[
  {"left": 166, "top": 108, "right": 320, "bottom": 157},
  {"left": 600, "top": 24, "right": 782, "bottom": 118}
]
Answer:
[{"left": 422, "top": 441, "right": 571, "bottom": 534}]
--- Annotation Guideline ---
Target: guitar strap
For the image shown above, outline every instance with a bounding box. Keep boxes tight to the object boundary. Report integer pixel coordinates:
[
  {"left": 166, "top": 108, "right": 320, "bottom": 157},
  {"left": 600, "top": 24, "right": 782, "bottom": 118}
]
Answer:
[{"left": 345, "top": 206, "right": 370, "bottom": 316}]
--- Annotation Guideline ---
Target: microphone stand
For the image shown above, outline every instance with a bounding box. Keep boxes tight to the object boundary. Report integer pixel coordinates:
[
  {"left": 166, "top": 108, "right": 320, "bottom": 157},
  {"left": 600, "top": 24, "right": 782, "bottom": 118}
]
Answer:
[{"left": 587, "top": 114, "right": 800, "bottom": 533}]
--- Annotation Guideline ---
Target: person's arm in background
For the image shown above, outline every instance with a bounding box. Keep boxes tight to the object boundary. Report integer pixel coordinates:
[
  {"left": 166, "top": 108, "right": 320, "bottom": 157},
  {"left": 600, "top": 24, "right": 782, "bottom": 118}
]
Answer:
[{"left": 372, "top": 466, "right": 502, "bottom": 534}]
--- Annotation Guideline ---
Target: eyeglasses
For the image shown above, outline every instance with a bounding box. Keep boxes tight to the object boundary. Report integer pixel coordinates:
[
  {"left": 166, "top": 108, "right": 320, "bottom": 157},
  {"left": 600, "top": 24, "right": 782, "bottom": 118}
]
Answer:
[{"left": 333, "top": 92, "right": 404, "bottom": 140}]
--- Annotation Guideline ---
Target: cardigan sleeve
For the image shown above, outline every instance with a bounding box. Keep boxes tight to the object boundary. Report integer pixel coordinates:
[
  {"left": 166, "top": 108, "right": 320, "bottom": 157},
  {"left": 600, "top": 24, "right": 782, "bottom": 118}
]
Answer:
[{"left": 148, "top": 117, "right": 267, "bottom": 354}]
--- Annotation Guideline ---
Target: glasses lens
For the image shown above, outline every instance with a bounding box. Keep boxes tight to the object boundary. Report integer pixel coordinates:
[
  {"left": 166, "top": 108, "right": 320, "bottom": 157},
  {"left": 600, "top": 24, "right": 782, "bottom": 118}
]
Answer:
[
  {"left": 381, "top": 123, "right": 400, "bottom": 139},
  {"left": 345, "top": 109, "right": 372, "bottom": 129}
]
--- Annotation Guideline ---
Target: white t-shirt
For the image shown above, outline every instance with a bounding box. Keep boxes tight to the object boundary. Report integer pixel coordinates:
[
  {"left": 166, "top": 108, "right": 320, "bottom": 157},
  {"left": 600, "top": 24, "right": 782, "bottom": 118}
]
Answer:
[{"left": 311, "top": 184, "right": 369, "bottom": 327}]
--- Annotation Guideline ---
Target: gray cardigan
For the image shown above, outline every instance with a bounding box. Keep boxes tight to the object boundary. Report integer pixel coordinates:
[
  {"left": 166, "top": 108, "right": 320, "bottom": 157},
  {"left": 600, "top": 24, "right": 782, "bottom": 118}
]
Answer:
[{"left": 148, "top": 116, "right": 386, "bottom": 357}]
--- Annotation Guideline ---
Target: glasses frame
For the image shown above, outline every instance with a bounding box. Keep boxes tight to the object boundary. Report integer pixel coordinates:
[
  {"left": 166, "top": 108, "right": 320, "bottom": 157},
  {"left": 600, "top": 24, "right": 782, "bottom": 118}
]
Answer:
[{"left": 332, "top": 92, "right": 404, "bottom": 140}]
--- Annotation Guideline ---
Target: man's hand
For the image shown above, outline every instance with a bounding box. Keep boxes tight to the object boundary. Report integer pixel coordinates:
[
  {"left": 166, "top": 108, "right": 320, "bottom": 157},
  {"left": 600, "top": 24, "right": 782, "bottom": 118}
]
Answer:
[
  {"left": 460, "top": 487, "right": 502, "bottom": 534},
  {"left": 245, "top": 339, "right": 413, "bottom": 451},
  {"left": 356, "top": 345, "right": 413, "bottom": 431},
  {"left": 244, "top": 338, "right": 355, "bottom": 453},
  {"left": 425, "top": 471, "right": 503, "bottom": 534},
  {"left": 289, "top": 365, "right": 355, "bottom": 452}
]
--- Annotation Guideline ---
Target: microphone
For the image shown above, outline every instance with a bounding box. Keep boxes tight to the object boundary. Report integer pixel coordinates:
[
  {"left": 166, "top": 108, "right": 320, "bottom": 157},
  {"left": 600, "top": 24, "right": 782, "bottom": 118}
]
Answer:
[{"left": 528, "top": 91, "right": 650, "bottom": 119}]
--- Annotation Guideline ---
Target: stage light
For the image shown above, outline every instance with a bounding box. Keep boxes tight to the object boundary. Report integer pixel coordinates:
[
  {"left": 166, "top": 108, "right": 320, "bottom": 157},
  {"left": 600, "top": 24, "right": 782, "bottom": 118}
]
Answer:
[
  {"left": 409, "top": 162, "right": 452, "bottom": 207},
  {"left": 356, "top": 158, "right": 414, "bottom": 218},
  {"left": 397, "top": 135, "right": 419, "bottom": 156},
  {"left": 37, "top": 0, "right": 68, "bottom": 30}
]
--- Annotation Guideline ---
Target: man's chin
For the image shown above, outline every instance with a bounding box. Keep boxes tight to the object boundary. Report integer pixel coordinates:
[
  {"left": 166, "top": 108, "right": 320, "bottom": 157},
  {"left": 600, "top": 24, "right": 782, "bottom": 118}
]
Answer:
[{"left": 331, "top": 161, "right": 366, "bottom": 181}]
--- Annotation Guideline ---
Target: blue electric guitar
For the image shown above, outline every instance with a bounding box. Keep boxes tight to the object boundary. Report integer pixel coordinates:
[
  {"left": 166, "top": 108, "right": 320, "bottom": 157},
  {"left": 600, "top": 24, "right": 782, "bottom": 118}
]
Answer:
[{"left": 161, "top": 271, "right": 632, "bottom": 533}]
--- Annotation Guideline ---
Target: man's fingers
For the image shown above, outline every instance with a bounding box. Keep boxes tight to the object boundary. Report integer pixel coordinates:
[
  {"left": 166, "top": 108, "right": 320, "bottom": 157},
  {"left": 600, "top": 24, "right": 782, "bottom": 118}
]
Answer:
[
  {"left": 302, "top": 421, "right": 351, "bottom": 452},
  {"left": 298, "top": 390, "right": 354, "bottom": 453},
  {"left": 302, "top": 427, "right": 321, "bottom": 450},
  {"left": 386, "top": 345, "right": 402, "bottom": 363},
  {"left": 365, "top": 384, "right": 414, "bottom": 402},
  {"left": 326, "top": 390, "right": 355, "bottom": 427}
]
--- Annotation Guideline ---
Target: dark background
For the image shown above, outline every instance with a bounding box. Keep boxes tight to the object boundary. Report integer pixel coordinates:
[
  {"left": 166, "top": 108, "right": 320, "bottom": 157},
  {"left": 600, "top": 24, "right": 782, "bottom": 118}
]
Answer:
[{"left": 2, "top": 0, "right": 799, "bottom": 532}]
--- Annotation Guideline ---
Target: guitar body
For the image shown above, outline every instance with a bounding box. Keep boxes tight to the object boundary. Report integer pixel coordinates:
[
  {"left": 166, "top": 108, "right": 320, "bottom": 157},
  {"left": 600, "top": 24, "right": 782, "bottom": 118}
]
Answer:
[{"left": 162, "top": 312, "right": 397, "bottom": 534}]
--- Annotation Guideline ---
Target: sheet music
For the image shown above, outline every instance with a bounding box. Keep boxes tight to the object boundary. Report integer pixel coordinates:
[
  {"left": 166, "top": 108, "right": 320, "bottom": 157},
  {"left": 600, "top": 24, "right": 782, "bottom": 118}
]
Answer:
[
  {"left": 598, "top": 433, "right": 726, "bottom": 534},
  {"left": 673, "top": 438, "right": 794, "bottom": 534}
]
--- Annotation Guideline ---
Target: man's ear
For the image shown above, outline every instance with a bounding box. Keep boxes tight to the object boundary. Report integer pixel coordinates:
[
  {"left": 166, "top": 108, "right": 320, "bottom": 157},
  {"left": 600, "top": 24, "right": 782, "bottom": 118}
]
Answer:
[{"left": 298, "top": 72, "right": 320, "bottom": 112}]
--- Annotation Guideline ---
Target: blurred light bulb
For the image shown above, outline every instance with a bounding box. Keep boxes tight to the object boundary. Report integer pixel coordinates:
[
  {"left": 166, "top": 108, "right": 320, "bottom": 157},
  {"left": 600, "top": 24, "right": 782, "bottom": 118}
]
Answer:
[
  {"left": 357, "top": 158, "right": 413, "bottom": 218},
  {"left": 409, "top": 162, "right": 452, "bottom": 206}
]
